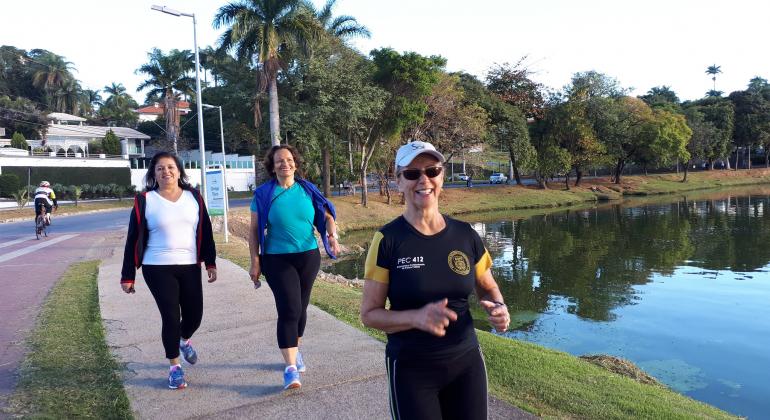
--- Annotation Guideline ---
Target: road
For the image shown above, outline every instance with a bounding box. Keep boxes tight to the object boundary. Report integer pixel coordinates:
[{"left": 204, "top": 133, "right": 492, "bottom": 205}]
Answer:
[{"left": 0, "top": 209, "right": 129, "bottom": 414}]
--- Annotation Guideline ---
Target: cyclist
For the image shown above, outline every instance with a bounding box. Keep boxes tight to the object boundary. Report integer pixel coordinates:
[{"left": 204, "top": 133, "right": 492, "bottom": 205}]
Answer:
[{"left": 34, "top": 181, "right": 58, "bottom": 225}]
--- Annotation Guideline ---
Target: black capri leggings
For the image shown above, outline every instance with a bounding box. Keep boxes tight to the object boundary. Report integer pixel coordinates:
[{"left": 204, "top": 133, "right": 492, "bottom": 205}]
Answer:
[
  {"left": 386, "top": 346, "right": 488, "bottom": 420},
  {"left": 261, "top": 248, "right": 321, "bottom": 349},
  {"left": 142, "top": 264, "right": 203, "bottom": 360}
]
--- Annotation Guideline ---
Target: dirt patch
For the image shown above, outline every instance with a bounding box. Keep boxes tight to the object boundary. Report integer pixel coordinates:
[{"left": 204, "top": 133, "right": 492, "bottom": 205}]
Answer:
[{"left": 579, "top": 354, "right": 662, "bottom": 386}]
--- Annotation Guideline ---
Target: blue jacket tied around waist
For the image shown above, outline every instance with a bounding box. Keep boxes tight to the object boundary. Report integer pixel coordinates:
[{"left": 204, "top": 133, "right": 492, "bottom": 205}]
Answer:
[{"left": 252, "top": 178, "right": 337, "bottom": 259}]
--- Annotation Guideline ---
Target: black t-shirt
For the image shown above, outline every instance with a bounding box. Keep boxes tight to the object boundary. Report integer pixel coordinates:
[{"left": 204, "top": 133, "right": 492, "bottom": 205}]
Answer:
[{"left": 365, "top": 215, "right": 493, "bottom": 360}]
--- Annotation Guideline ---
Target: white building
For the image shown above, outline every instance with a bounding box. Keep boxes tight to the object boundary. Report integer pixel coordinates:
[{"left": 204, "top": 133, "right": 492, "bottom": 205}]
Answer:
[{"left": 24, "top": 113, "right": 150, "bottom": 158}]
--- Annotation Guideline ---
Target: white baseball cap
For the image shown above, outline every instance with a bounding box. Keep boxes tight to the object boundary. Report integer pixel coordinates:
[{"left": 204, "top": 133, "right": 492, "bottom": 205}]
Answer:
[{"left": 395, "top": 141, "right": 445, "bottom": 171}]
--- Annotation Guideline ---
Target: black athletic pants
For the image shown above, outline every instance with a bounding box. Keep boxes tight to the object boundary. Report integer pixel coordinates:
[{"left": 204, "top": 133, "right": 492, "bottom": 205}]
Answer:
[
  {"left": 142, "top": 264, "right": 203, "bottom": 360},
  {"left": 386, "top": 346, "right": 488, "bottom": 420},
  {"left": 261, "top": 248, "right": 321, "bottom": 349}
]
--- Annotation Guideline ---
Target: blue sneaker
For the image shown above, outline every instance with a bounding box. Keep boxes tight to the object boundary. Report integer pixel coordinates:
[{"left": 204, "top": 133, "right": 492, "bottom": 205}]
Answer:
[
  {"left": 283, "top": 367, "right": 301, "bottom": 389},
  {"left": 180, "top": 340, "right": 198, "bottom": 365},
  {"left": 296, "top": 351, "right": 306, "bottom": 373},
  {"left": 168, "top": 365, "right": 187, "bottom": 389}
]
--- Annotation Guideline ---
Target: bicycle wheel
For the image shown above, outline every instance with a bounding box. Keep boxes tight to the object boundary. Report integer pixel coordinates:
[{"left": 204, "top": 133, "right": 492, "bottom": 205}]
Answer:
[{"left": 35, "top": 219, "right": 41, "bottom": 240}]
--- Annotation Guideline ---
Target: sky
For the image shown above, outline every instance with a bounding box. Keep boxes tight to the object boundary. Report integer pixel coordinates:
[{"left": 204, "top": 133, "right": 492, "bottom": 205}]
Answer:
[{"left": 2, "top": 0, "right": 769, "bottom": 104}]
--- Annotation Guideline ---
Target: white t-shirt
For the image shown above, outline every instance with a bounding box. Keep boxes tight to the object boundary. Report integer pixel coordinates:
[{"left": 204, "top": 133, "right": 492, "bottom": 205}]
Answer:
[{"left": 142, "top": 190, "right": 200, "bottom": 265}]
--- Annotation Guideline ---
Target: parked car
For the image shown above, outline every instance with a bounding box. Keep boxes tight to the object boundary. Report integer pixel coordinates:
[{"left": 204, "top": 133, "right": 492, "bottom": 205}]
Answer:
[
  {"left": 489, "top": 172, "right": 508, "bottom": 184},
  {"left": 455, "top": 172, "right": 470, "bottom": 181}
]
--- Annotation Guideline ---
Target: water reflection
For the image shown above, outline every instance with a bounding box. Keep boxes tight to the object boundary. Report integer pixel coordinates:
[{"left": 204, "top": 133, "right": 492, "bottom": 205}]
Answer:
[{"left": 477, "top": 194, "right": 770, "bottom": 328}]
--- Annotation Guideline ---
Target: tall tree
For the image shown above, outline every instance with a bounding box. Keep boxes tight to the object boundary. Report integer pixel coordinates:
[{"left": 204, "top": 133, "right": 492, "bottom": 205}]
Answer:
[
  {"left": 309, "top": 0, "right": 371, "bottom": 40},
  {"left": 136, "top": 48, "right": 195, "bottom": 152},
  {"left": 484, "top": 61, "right": 544, "bottom": 183},
  {"left": 81, "top": 88, "right": 102, "bottom": 117},
  {"left": 730, "top": 83, "right": 770, "bottom": 168},
  {"left": 705, "top": 64, "right": 722, "bottom": 92},
  {"left": 683, "top": 97, "right": 734, "bottom": 169},
  {"left": 214, "top": 0, "right": 322, "bottom": 146},
  {"left": 30, "top": 51, "right": 76, "bottom": 111},
  {"left": 353, "top": 48, "right": 444, "bottom": 206},
  {"left": 99, "top": 83, "right": 138, "bottom": 126},
  {"left": 408, "top": 72, "right": 487, "bottom": 164}
]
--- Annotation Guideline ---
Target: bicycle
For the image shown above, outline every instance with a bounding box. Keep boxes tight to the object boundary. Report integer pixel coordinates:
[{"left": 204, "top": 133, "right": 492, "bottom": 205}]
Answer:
[{"left": 35, "top": 203, "right": 48, "bottom": 240}]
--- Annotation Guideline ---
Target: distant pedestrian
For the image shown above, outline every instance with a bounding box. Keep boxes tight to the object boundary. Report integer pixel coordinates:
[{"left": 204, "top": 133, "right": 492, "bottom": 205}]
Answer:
[
  {"left": 248, "top": 145, "right": 341, "bottom": 390},
  {"left": 120, "top": 151, "right": 217, "bottom": 390},
  {"left": 361, "top": 141, "right": 510, "bottom": 420}
]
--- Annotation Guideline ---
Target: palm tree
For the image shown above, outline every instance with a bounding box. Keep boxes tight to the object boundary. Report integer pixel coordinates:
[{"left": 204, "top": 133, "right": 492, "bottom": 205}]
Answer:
[
  {"left": 81, "top": 89, "right": 103, "bottom": 117},
  {"left": 310, "top": 0, "right": 370, "bottom": 40},
  {"left": 52, "top": 78, "right": 82, "bottom": 114},
  {"left": 136, "top": 48, "right": 195, "bottom": 152},
  {"left": 31, "top": 52, "right": 76, "bottom": 111},
  {"left": 705, "top": 64, "right": 722, "bottom": 91},
  {"left": 214, "top": 0, "right": 322, "bottom": 146},
  {"left": 101, "top": 83, "right": 139, "bottom": 126}
]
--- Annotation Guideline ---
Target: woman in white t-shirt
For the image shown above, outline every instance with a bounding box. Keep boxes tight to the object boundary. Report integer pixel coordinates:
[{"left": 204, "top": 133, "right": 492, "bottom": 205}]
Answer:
[{"left": 120, "top": 152, "right": 217, "bottom": 390}]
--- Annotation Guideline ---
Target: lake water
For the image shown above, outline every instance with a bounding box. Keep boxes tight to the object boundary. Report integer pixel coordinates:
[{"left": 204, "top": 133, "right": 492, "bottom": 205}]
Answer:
[{"left": 327, "top": 188, "right": 770, "bottom": 418}]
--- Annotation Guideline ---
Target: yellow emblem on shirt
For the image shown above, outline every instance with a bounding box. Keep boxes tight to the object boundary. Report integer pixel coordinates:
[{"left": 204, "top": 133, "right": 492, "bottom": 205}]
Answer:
[{"left": 447, "top": 250, "right": 471, "bottom": 275}]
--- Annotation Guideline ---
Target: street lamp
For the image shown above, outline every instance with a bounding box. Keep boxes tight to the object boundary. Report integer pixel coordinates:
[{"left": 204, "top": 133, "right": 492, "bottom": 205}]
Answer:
[
  {"left": 203, "top": 103, "right": 229, "bottom": 243},
  {"left": 151, "top": 4, "right": 207, "bottom": 205}
]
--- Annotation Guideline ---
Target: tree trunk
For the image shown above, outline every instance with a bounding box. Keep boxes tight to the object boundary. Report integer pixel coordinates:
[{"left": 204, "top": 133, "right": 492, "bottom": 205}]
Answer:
[
  {"left": 268, "top": 75, "right": 281, "bottom": 146},
  {"left": 564, "top": 171, "right": 570, "bottom": 190},
  {"left": 765, "top": 150, "right": 769, "bottom": 168},
  {"left": 359, "top": 169, "right": 368, "bottom": 207},
  {"left": 734, "top": 147, "right": 740, "bottom": 170},
  {"left": 614, "top": 159, "right": 625, "bottom": 184},
  {"left": 748, "top": 146, "right": 752, "bottom": 169},
  {"left": 575, "top": 168, "right": 583, "bottom": 186},
  {"left": 508, "top": 149, "right": 522, "bottom": 185},
  {"left": 164, "top": 94, "right": 178, "bottom": 153},
  {"left": 321, "top": 146, "right": 330, "bottom": 197},
  {"left": 682, "top": 159, "right": 690, "bottom": 182}
]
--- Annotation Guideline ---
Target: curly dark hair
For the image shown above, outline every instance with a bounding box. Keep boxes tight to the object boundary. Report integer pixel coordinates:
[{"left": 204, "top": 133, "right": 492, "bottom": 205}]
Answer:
[
  {"left": 263, "top": 145, "right": 304, "bottom": 179},
  {"left": 144, "top": 151, "right": 191, "bottom": 191}
]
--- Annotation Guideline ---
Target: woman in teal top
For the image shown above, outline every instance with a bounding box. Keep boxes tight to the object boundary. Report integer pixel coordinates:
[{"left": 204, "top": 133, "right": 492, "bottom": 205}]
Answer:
[{"left": 248, "top": 145, "right": 341, "bottom": 390}]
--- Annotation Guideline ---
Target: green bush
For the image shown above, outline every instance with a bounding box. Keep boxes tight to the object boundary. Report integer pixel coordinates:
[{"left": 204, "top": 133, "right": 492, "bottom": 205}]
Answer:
[
  {"left": 0, "top": 173, "right": 22, "bottom": 198},
  {"left": 102, "top": 130, "right": 121, "bottom": 155},
  {"left": 10, "top": 131, "right": 28, "bottom": 150},
  {"left": 80, "top": 184, "right": 91, "bottom": 199}
]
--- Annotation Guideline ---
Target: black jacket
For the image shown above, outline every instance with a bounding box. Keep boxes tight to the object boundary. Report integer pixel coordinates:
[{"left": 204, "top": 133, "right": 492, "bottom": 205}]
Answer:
[{"left": 120, "top": 188, "right": 217, "bottom": 285}]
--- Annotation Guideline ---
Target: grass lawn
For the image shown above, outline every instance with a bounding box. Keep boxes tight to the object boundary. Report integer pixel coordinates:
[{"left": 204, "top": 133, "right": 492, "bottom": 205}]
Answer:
[
  {"left": 5, "top": 261, "right": 132, "bottom": 419},
  {"left": 215, "top": 238, "right": 736, "bottom": 419},
  {"left": 0, "top": 199, "right": 133, "bottom": 222}
]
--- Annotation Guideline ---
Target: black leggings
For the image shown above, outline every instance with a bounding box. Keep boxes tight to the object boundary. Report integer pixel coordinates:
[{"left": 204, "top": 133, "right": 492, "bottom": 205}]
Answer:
[
  {"left": 386, "top": 346, "right": 488, "bottom": 420},
  {"left": 261, "top": 248, "right": 321, "bottom": 349},
  {"left": 142, "top": 264, "right": 203, "bottom": 360}
]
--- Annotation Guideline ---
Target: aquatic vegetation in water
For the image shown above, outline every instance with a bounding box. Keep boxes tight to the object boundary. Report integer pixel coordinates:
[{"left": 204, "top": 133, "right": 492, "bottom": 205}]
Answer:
[{"left": 637, "top": 359, "right": 708, "bottom": 392}]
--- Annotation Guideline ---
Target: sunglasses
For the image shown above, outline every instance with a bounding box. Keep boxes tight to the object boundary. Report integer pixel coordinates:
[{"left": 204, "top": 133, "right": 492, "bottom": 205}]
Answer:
[{"left": 399, "top": 166, "right": 443, "bottom": 181}]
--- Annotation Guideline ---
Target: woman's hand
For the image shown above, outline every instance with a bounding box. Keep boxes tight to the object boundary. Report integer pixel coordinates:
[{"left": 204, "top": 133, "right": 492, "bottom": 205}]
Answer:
[
  {"left": 249, "top": 263, "right": 262, "bottom": 289},
  {"left": 413, "top": 299, "right": 458, "bottom": 337},
  {"left": 479, "top": 300, "right": 509, "bottom": 332},
  {"left": 121, "top": 283, "right": 135, "bottom": 294},
  {"left": 328, "top": 236, "right": 341, "bottom": 257},
  {"left": 206, "top": 267, "right": 218, "bottom": 283}
]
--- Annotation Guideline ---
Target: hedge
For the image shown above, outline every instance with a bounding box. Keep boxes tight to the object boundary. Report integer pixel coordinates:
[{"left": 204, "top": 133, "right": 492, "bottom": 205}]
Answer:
[
  {"left": 0, "top": 173, "right": 22, "bottom": 197},
  {"left": 0, "top": 166, "right": 131, "bottom": 188}
]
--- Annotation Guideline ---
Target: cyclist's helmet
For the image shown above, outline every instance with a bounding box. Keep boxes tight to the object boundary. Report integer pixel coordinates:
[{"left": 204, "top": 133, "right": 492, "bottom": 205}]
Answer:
[{"left": 39, "top": 181, "right": 50, "bottom": 187}]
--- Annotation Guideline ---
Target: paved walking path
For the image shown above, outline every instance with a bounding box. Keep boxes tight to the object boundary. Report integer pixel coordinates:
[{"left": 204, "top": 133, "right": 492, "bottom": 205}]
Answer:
[{"left": 98, "top": 243, "right": 536, "bottom": 419}]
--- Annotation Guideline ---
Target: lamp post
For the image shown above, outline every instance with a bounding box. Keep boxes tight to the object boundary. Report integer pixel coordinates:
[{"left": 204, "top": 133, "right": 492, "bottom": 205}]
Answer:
[
  {"left": 203, "top": 104, "right": 229, "bottom": 243},
  {"left": 151, "top": 5, "right": 207, "bottom": 205}
]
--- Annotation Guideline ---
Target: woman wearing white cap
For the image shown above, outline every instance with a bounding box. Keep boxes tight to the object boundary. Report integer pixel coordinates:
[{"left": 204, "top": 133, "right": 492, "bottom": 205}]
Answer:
[{"left": 361, "top": 140, "right": 510, "bottom": 420}]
